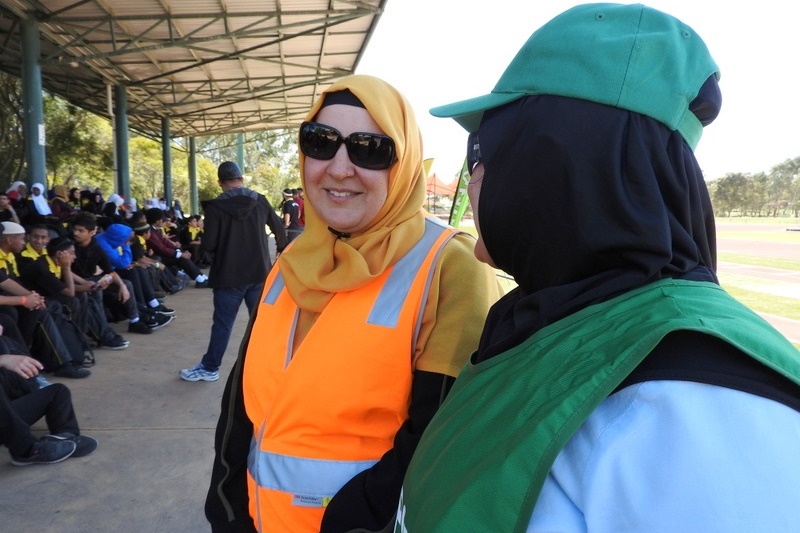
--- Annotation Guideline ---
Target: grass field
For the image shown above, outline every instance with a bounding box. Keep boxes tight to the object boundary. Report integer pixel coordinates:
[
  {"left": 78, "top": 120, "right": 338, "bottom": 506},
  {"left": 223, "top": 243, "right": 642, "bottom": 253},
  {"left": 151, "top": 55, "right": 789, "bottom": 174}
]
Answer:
[{"left": 458, "top": 217, "right": 800, "bottom": 347}]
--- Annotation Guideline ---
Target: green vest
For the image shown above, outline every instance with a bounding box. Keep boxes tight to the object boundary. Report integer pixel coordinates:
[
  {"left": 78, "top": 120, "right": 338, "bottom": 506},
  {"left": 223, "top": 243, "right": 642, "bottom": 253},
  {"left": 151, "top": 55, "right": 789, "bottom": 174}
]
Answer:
[{"left": 397, "top": 279, "right": 800, "bottom": 533}]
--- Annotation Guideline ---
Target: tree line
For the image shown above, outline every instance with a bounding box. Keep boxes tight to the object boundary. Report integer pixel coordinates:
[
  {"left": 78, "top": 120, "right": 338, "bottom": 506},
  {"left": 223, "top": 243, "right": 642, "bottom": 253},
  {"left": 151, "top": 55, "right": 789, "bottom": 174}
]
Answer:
[
  {"left": 0, "top": 72, "right": 300, "bottom": 214},
  {"left": 706, "top": 158, "right": 800, "bottom": 218}
]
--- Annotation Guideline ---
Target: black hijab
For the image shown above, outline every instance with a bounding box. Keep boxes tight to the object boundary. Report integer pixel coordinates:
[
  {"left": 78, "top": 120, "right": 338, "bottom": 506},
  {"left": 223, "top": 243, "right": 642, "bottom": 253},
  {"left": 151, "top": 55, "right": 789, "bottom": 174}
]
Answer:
[{"left": 475, "top": 95, "right": 717, "bottom": 361}]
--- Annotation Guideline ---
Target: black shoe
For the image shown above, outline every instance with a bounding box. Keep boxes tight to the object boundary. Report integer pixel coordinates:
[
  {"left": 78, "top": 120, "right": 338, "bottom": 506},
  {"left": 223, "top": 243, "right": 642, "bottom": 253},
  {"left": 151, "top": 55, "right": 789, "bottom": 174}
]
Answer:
[
  {"left": 100, "top": 335, "right": 130, "bottom": 350},
  {"left": 11, "top": 438, "right": 76, "bottom": 466},
  {"left": 128, "top": 320, "right": 153, "bottom": 334},
  {"left": 54, "top": 364, "right": 91, "bottom": 379},
  {"left": 43, "top": 433, "right": 98, "bottom": 458},
  {"left": 194, "top": 280, "right": 210, "bottom": 288},
  {"left": 150, "top": 304, "right": 175, "bottom": 316},
  {"left": 146, "top": 313, "right": 174, "bottom": 331}
]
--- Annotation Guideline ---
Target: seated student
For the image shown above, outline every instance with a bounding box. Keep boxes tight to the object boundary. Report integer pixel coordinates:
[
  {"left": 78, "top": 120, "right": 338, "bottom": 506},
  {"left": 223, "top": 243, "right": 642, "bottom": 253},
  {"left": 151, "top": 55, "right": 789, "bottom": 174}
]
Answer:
[
  {"left": 1, "top": 384, "right": 76, "bottom": 465},
  {"left": 49, "top": 185, "right": 78, "bottom": 224},
  {"left": 0, "top": 192, "right": 21, "bottom": 224},
  {"left": 0, "top": 335, "right": 97, "bottom": 465},
  {"left": 99, "top": 193, "right": 126, "bottom": 226},
  {"left": 178, "top": 215, "right": 207, "bottom": 267},
  {"left": 22, "top": 183, "right": 60, "bottom": 228},
  {"left": 5, "top": 181, "right": 27, "bottom": 209},
  {"left": 129, "top": 216, "right": 186, "bottom": 295},
  {"left": 122, "top": 197, "right": 138, "bottom": 222},
  {"left": 94, "top": 223, "right": 175, "bottom": 325},
  {"left": 18, "top": 227, "right": 129, "bottom": 351},
  {"left": 68, "top": 188, "right": 82, "bottom": 211},
  {"left": 70, "top": 212, "right": 164, "bottom": 335},
  {"left": 0, "top": 222, "right": 90, "bottom": 378},
  {"left": 144, "top": 208, "right": 209, "bottom": 288}
]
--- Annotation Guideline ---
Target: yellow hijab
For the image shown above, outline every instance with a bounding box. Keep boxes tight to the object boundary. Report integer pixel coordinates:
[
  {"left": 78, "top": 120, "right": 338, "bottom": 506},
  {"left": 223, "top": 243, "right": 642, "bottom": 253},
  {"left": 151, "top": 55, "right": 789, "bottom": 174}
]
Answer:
[
  {"left": 53, "top": 185, "right": 69, "bottom": 201},
  {"left": 279, "top": 75, "right": 428, "bottom": 313}
]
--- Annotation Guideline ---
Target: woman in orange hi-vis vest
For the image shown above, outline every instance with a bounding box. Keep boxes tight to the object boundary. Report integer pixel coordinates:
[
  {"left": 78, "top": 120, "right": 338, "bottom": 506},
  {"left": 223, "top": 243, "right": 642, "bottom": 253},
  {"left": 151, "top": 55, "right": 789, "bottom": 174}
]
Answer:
[{"left": 204, "top": 74, "right": 501, "bottom": 533}]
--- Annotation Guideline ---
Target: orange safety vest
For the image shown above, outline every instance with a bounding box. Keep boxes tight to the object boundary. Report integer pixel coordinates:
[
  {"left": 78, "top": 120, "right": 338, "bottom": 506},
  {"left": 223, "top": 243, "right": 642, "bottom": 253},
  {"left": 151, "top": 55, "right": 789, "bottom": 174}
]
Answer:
[{"left": 243, "top": 217, "right": 457, "bottom": 532}]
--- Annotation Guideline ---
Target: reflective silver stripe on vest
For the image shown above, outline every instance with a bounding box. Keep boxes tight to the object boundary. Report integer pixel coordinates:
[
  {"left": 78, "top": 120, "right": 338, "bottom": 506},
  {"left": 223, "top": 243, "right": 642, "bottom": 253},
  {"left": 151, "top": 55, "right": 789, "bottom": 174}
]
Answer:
[
  {"left": 263, "top": 271, "right": 285, "bottom": 305},
  {"left": 368, "top": 218, "right": 448, "bottom": 327},
  {"left": 248, "top": 446, "right": 377, "bottom": 497}
]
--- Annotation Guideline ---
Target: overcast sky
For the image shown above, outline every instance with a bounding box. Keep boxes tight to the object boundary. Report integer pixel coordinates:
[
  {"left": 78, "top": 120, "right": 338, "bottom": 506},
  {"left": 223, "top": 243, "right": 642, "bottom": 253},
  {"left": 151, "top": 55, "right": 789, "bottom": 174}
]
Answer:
[{"left": 356, "top": 1, "right": 799, "bottom": 182}]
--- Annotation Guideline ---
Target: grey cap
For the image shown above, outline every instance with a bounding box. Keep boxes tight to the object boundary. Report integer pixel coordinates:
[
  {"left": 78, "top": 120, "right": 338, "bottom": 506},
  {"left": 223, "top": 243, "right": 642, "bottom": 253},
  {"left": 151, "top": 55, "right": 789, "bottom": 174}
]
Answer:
[{"left": 218, "top": 161, "right": 243, "bottom": 181}]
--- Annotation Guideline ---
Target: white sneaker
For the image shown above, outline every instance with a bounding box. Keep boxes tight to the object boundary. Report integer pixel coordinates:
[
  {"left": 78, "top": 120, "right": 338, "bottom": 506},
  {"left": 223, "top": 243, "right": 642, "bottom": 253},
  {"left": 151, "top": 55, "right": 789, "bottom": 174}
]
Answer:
[{"left": 179, "top": 364, "right": 219, "bottom": 382}]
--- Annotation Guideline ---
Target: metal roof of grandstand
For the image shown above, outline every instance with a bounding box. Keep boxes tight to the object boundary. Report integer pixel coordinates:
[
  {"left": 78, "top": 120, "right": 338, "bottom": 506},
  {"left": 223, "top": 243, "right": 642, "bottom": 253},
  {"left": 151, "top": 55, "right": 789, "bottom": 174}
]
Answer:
[{"left": 0, "top": 0, "right": 387, "bottom": 138}]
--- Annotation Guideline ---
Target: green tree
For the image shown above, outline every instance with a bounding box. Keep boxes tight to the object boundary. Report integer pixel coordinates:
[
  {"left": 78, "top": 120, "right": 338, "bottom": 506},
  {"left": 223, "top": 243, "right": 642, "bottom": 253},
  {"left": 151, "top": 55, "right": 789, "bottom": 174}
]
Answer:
[
  {"left": 709, "top": 173, "right": 748, "bottom": 217},
  {"left": 768, "top": 157, "right": 800, "bottom": 217},
  {"left": 0, "top": 72, "right": 24, "bottom": 185},
  {"left": 44, "top": 95, "right": 114, "bottom": 190},
  {"left": 193, "top": 130, "right": 299, "bottom": 202}
]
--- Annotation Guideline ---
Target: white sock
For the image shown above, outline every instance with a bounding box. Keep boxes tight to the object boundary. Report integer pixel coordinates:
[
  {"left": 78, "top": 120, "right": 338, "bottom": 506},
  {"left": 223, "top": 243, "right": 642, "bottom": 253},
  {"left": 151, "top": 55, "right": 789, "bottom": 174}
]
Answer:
[
  {"left": 195, "top": 275, "right": 207, "bottom": 283},
  {"left": 130, "top": 317, "right": 140, "bottom": 324},
  {"left": 149, "top": 299, "right": 160, "bottom": 308}
]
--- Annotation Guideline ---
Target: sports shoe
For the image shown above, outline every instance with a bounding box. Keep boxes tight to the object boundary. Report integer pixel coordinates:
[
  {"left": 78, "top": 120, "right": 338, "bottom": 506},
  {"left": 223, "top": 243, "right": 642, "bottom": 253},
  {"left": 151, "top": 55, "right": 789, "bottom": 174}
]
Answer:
[
  {"left": 150, "top": 304, "right": 175, "bottom": 316},
  {"left": 128, "top": 320, "right": 153, "bottom": 334},
  {"left": 194, "top": 280, "right": 210, "bottom": 288},
  {"left": 43, "top": 433, "right": 98, "bottom": 458},
  {"left": 54, "top": 363, "right": 91, "bottom": 379},
  {"left": 11, "top": 438, "right": 76, "bottom": 466},
  {"left": 168, "top": 281, "right": 187, "bottom": 294},
  {"left": 146, "top": 313, "right": 174, "bottom": 331},
  {"left": 100, "top": 335, "right": 130, "bottom": 350},
  {"left": 179, "top": 364, "right": 219, "bottom": 382}
]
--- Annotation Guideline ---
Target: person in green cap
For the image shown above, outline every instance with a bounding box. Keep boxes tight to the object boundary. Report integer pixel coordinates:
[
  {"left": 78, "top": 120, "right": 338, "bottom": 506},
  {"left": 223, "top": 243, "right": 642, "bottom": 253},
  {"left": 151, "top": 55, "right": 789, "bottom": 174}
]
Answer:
[{"left": 396, "top": 4, "right": 800, "bottom": 532}]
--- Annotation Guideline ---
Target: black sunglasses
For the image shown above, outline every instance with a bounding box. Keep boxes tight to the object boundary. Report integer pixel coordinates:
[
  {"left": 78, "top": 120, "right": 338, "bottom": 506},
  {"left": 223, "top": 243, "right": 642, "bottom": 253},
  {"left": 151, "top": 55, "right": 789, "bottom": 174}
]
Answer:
[
  {"left": 299, "top": 122, "right": 397, "bottom": 170},
  {"left": 467, "top": 131, "right": 481, "bottom": 176}
]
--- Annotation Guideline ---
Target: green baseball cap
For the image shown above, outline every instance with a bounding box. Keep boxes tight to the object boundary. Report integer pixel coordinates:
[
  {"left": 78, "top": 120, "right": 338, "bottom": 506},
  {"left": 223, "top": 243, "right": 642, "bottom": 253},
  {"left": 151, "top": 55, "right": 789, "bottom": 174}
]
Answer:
[{"left": 430, "top": 3, "right": 720, "bottom": 149}]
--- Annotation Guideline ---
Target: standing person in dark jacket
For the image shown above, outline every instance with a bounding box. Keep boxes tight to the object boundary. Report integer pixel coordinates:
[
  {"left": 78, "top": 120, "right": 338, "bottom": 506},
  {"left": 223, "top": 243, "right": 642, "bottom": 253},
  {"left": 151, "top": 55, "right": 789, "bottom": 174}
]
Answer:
[{"left": 179, "top": 161, "right": 288, "bottom": 382}]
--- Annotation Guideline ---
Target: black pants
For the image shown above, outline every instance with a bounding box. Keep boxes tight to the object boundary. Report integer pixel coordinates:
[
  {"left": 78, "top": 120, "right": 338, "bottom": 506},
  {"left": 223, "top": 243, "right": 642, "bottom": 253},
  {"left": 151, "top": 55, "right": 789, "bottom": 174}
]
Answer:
[
  {"left": 12, "top": 383, "right": 79, "bottom": 436},
  {"left": 161, "top": 254, "right": 202, "bottom": 280},
  {"left": 100, "top": 279, "right": 140, "bottom": 321},
  {"left": 0, "top": 304, "right": 75, "bottom": 369},
  {"left": 118, "top": 267, "right": 157, "bottom": 305},
  {"left": 0, "top": 387, "right": 35, "bottom": 455}
]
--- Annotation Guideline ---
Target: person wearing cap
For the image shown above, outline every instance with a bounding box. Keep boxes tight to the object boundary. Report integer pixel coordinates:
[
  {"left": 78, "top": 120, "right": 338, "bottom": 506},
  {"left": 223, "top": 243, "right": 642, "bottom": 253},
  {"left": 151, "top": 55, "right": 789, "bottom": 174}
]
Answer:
[
  {"left": 281, "top": 187, "right": 302, "bottom": 243},
  {"left": 17, "top": 226, "right": 129, "bottom": 351},
  {"left": 0, "top": 221, "right": 90, "bottom": 378},
  {"left": 179, "top": 161, "right": 287, "bottom": 384},
  {"left": 396, "top": 4, "right": 800, "bottom": 532},
  {"left": 204, "top": 77, "right": 500, "bottom": 533}
]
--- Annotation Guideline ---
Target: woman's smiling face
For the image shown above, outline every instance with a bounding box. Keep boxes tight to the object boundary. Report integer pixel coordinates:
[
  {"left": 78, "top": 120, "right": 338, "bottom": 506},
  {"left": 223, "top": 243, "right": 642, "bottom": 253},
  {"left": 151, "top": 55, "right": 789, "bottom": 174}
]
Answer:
[{"left": 303, "top": 104, "right": 390, "bottom": 235}]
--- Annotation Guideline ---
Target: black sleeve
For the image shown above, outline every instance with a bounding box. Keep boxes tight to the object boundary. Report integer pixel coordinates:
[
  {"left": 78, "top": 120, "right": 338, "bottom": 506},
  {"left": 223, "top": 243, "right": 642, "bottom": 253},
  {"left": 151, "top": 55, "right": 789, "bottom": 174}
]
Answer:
[
  {"left": 205, "top": 350, "right": 257, "bottom": 533},
  {"left": 320, "top": 370, "right": 455, "bottom": 533},
  {"left": 93, "top": 243, "right": 115, "bottom": 275},
  {"left": 200, "top": 207, "right": 219, "bottom": 255},
  {"left": 20, "top": 258, "right": 65, "bottom": 298},
  {"left": 263, "top": 198, "right": 288, "bottom": 253}
]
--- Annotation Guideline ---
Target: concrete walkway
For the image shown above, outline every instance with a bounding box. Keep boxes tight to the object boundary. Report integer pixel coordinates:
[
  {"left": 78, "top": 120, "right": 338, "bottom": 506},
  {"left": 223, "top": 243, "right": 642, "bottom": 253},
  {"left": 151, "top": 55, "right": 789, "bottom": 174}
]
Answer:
[{"left": 0, "top": 281, "right": 241, "bottom": 532}]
